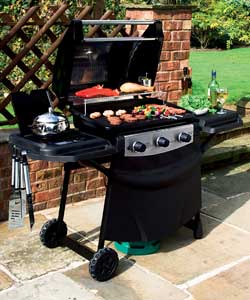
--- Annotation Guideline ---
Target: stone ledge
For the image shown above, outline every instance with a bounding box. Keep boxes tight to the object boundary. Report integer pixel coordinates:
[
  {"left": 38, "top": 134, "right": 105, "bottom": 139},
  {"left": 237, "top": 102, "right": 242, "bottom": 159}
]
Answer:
[{"left": 0, "top": 128, "right": 19, "bottom": 144}]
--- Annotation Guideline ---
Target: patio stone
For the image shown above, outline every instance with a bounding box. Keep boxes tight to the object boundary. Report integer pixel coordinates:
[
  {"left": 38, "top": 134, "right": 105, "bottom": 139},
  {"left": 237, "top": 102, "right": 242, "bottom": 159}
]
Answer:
[
  {"left": 0, "top": 271, "right": 13, "bottom": 291},
  {"left": 201, "top": 160, "right": 250, "bottom": 199},
  {"left": 0, "top": 214, "right": 85, "bottom": 281},
  {"left": 125, "top": 215, "right": 250, "bottom": 285},
  {"left": 188, "top": 259, "right": 250, "bottom": 300},
  {"left": 45, "top": 198, "right": 104, "bottom": 242},
  {"left": 0, "top": 272, "right": 104, "bottom": 300},
  {"left": 64, "top": 259, "right": 189, "bottom": 300},
  {"left": 202, "top": 189, "right": 250, "bottom": 232}
]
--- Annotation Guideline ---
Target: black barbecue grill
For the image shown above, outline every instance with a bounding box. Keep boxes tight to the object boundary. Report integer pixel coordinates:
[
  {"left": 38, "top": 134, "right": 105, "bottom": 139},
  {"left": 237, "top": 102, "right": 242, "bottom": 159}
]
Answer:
[{"left": 9, "top": 19, "right": 242, "bottom": 282}]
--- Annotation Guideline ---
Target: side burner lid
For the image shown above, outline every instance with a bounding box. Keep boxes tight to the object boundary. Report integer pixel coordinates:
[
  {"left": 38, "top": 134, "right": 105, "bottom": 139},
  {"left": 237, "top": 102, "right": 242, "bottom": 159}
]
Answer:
[{"left": 52, "top": 19, "right": 164, "bottom": 109}]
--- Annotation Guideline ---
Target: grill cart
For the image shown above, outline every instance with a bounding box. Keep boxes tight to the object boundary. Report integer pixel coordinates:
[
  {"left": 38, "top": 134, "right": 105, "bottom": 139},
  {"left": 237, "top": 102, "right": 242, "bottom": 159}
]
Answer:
[{"left": 9, "top": 19, "right": 242, "bottom": 282}]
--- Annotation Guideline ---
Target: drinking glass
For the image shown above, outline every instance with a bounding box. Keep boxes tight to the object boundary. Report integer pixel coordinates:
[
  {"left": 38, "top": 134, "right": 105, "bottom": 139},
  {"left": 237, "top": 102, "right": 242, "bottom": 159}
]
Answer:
[{"left": 216, "top": 87, "right": 228, "bottom": 114}]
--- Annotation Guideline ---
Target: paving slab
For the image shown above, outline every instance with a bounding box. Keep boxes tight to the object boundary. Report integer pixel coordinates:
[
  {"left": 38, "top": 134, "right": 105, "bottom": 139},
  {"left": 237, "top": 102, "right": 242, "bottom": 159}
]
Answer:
[
  {"left": 201, "top": 160, "right": 250, "bottom": 231},
  {"left": 202, "top": 189, "right": 250, "bottom": 232},
  {"left": 45, "top": 198, "right": 104, "bottom": 242},
  {"left": 188, "top": 259, "right": 250, "bottom": 300},
  {"left": 0, "top": 272, "right": 104, "bottom": 300},
  {"left": 65, "top": 258, "right": 189, "bottom": 300},
  {"left": 0, "top": 214, "right": 85, "bottom": 281},
  {"left": 125, "top": 215, "right": 250, "bottom": 285},
  {"left": 201, "top": 161, "right": 250, "bottom": 199},
  {"left": 0, "top": 270, "right": 13, "bottom": 291}
]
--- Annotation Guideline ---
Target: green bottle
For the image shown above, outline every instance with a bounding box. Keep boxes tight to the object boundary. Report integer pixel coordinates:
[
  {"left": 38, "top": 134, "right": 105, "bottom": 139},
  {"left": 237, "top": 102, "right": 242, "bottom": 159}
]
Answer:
[{"left": 208, "top": 70, "right": 219, "bottom": 108}]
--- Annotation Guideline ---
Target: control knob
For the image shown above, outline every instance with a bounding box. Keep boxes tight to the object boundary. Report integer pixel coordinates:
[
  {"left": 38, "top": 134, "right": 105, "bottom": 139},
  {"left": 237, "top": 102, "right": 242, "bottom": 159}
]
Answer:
[
  {"left": 178, "top": 132, "right": 192, "bottom": 143},
  {"left": 155, "top": 137, "right": 170, "bottom": 147},
  {"left": 129, "top": 141, "right": 146, "bottom": 153}
]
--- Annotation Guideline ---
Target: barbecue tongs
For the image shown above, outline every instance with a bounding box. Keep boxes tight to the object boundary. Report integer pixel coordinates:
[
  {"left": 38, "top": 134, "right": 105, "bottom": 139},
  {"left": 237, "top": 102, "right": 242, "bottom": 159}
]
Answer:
[{"left": 9, "top": 146, "right": 35, "bottom": 229}]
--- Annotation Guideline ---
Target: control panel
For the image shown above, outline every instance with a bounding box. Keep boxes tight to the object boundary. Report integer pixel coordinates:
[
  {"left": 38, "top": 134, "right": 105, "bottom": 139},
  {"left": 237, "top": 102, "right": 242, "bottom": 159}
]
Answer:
[{"left": 124, "top": 124, "right": 194, "bottom": 157}]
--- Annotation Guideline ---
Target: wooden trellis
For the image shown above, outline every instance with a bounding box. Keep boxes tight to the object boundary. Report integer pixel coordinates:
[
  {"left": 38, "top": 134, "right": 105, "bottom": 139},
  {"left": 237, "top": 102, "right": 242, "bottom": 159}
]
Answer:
[{"left": 0, "top": 5, "right": 136, "bottom": 126}]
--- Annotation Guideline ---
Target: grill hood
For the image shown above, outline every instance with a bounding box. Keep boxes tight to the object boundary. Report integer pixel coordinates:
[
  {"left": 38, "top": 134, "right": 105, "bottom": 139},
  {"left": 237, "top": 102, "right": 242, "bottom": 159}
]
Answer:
[{"left": 52, "top": 19, "right": 164, "bottom": 109}]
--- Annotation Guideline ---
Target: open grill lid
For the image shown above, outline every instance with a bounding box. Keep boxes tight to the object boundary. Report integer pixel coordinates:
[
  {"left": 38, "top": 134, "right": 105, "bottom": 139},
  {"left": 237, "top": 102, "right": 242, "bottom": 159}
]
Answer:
[{"left": 52, "top": 19, "right": 164, "bottom": 109}]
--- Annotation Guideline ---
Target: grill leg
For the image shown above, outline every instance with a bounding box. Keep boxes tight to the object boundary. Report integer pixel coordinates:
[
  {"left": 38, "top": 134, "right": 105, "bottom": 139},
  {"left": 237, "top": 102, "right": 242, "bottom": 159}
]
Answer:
[
  {"left": 185, "top": 212, "right": 203, "bottom": 239},
  {"left": 57, "top": 163, "right": 72, "bottom": 230}
]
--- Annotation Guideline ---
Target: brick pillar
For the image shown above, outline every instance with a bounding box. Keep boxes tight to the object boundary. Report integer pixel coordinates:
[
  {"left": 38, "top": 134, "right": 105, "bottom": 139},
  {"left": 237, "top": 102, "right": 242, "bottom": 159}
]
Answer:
[
  {"left": 126, "top": 4, "right": 193, "bottom": 103},
  {"left": 0, "top": 142, "right": 12, "bottom": 221}
]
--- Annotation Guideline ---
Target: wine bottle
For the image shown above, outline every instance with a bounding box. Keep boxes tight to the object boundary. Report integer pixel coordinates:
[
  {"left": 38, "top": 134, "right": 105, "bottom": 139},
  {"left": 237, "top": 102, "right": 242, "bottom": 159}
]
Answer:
[
  {"left": 187, "top": 67, "right": 192, "bottom": 94},
  {"left": 182, "top": 67, "right": 189, "bottom": 95},
  {"left": 208, "top": 70, "right": 219, "bottom": 108}
]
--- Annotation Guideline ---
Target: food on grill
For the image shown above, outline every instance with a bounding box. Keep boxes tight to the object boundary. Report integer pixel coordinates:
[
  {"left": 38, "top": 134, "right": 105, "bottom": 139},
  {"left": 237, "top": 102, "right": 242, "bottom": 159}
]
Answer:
[
  {"left": 90, "top": 112, "right": 102, "bottom": 119},
  {"left": 75, "top": 85, "right": 120, "bottom": 98},
  {"left": 103, "top": 110, "right": 114, "bottom": 117},
  {"left": 124, "top": 116, "right": 138, "bottom": 123},
  {"left": 115, "top": 109, "right": 127, "bottom": 116},
  {"left": 120, "top": 82, "right": 154, "bottom": 93},
  {"left": 133, "top": 104, "right": 186, "bottom": 118},
  {"left": 107, "top": 116, "right": 122, "bottom": 126},
  {"left": 135, "top": 114, "right": 146, "bottom": 120},
  {"left": 120, "top": 113, "right": 132, "bottom": 120}
]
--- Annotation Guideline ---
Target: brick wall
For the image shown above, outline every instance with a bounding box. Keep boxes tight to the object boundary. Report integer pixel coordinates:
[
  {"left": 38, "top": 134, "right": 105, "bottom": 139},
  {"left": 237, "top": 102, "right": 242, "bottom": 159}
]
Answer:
[{"left": 126, "top": 5, "right": 192, "bottom": 103}]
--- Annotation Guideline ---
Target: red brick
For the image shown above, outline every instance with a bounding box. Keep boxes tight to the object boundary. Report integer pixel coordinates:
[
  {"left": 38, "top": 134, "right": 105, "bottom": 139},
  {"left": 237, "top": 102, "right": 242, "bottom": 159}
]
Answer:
[
  {"left": 163, "top": 41, "right": 182, "bottom": 51},
  {"left": 48, "top": 177, "right": 63, "bottom": 189},
  {"left": 170, "top": 70, "right": 183, "bottom": 80},
  {"left": 35, "top": 187, "right": 61, "bottom": 203},
  {"left": 29, "top": 161, "right": 48, "bottom": 172},
  {"left": 36, "top": 168, "right": 62, "bottom": 181},
  {"left": 171, "top": 51, "right": 189, "bottom": 60},
  {"left": 86, "top": 178, "right": 105, "bottom": 191},
  {"left": 47, "top": 198, "right": 60, "bottom": 209},
  {"left": 48, "top": 161, "right": 62, "bottom": 168},
  {"left": 86, "top": 169, "right": 99, "bottom": 180},
  {"left": 154, "top": 10, "right": 172, "bottom": 20},
  {"left": 29, "top": 172, "right": 36, "bottom": 183},
  {"left": 0, "top": 178, "right": 10, "bottom": 190},
  {"left": 182, "top": 41, "right": 190, "bottom": 50},
  {"left": 168, "top": 90, "right": 183, "bottom": 101},
  {"left": 155, "top": 72, "right": 170, "bottom": 82},
  {"left": 70, "top": 193, "right": 85, "bottom": 203},
  {"left": 126, "top": 10, "right": 154, "bottom": 20},
  {"left": 172, "top": 31, "right": 191, "bottom": 41},
  {"left": 84, "top": 190, "right": 96, "bottom": 200},
  {"left": 73, "top": 172, "right": 88, "bottom": 183},
  {"left": 159, "top": 81, "right": 180, "bottom": 92},
  {"left": 163, "top": 32, "right": 171, "bottom": 41},
  {"left": 0, "top": 167, "right": 11, "bottom": 178},
  {"left": 0, "top": 156, "right": 11, "bottom": 168},
  {"left": 160, "top": 61, "right": 180, "bottom": 71},
  {"left": 164, "top": 20, "right": 183, "bottom": 31},
  {"left": 173, "top": 11, "right": 192, "bottom": 20},
  {"left": 96, "top": 187, "right": 106, "bottom": 197},
  {"left": 31, "top": 181, "right": 48, "bottom": 193},
  {"left": 68, "top": 182, "right": 86, "bottom": 194},
  {"left": 160, "top": 51, "right": 171, "bottom": 61},
  {"left": 33, "top": 202, "right": 47, "bottom": 211},
  {"left": 0, "top": 143, "right": 12, "bottom": 153},
  {"left": 0, "top": 188, "right": 11, "bottom": 198}
]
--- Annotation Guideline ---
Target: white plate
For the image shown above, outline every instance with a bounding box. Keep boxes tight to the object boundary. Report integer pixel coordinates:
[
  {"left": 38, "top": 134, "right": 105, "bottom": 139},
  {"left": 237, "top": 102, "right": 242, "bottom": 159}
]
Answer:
[{"left": 193, "top": 108, "right": 208, "bottom": 116}]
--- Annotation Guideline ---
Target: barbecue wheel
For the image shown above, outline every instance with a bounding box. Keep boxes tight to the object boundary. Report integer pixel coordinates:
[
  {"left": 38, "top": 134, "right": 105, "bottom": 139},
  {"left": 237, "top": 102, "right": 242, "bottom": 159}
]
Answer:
[
  {"left": 89, "top": 247, "right": 119, "bottom": 282},
  {"left": 39, "top": 218, "right": 67, "bottom": 248},
  {"left": 193, "top": 219, "right": 203, "bottom": 239}
]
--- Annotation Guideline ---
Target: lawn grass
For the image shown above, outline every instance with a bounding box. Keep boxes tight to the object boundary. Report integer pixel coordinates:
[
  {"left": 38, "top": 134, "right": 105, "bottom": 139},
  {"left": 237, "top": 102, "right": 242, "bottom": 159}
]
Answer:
[{"left": 189, "top": 47, "right": 250, "bottom": 103}]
